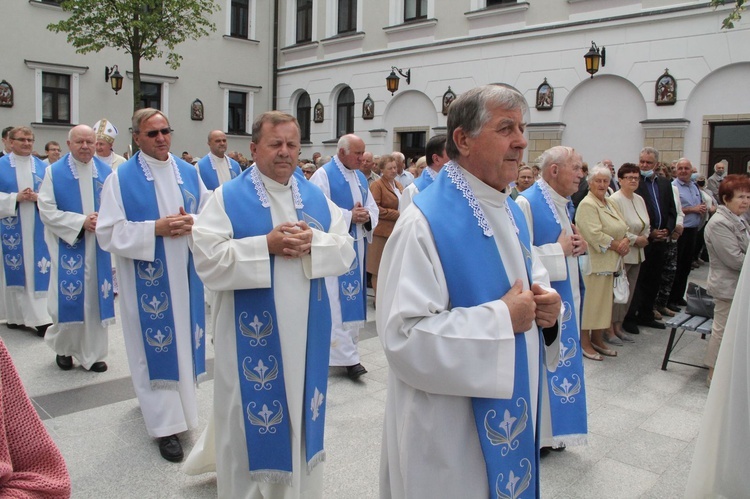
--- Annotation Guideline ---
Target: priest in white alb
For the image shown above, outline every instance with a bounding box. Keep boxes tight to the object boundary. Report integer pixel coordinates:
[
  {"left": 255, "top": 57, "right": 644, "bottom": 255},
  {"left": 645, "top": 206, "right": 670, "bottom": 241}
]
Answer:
[
  {"left": 38, "top": 125, "right": 115, "bottom": 373},
  {"left": 196, "top": 130, "right": 242, "bottom": 191},
  {"left": 517, "top": 145, "right": 589, "bottom": 452},
  {"left": 186, "top": 111, "right": 354, "bottom": 498},
  {"left": 93, "top": 118, "right": 126, "bottom": 170},
  {"left": 0, "top": 126, "right": 52, "bottom": 336},
  {"left": 378, "top": 85, "right": 562, "bottom": 499},
  {"left": 96, "top": 109, "right": 208, "bottom": 463}
]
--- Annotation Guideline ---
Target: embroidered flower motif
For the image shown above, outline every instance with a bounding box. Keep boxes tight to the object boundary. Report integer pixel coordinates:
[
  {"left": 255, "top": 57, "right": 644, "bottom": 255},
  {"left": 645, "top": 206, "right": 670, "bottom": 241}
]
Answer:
[
  {"left": 247, "top": 400, "right": 284, "bottom": 434},
  {"left": 37, "top": 256, "right": 51, "bottom": 274},
  {"left": 239, "top": 311, "right": 274, "bottom": 347},
  {"left": 558, "top": 337, "right": 577, "bottom": 368},
  {"left": 140, "top": 292, "right": 169, "bottom": 319},
  {"left": 311, "top": 387, "right": 324, "bottom": 421},
  {"left": 551, "top": 374, "right": 581, "bottom": 404},
  {"left": 495, "top": 458, "right": 532, "bottom": 499},
  {"left": 101, "top": 279, "right": 112, "bottom": 299},
  {"left": 60, "top": 280, "right": 83, "bottom": 301},
  {"left": 146, "top": 326, "right": 173, "bottom": 352},
  {"left": 484, "top": 398, "right": 529, "bottom": 457},
  {"left": 242, "top": 356, "right": 279, "bottom": 391}
]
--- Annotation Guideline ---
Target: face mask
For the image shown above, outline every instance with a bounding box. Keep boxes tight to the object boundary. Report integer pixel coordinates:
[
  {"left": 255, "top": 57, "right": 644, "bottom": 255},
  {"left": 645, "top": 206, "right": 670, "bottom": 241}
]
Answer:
[
  {"left": 717, "top": 171, "right": 725, "bottom": 178},
  {"left": 691, "top": 173, "right": 699, "bottom": 181},
  {"left": 697, "top": 181, "right": 706, "bottom": 187},
  {"left": 641, "top": 169, "right": 654, "bottom": 179}
]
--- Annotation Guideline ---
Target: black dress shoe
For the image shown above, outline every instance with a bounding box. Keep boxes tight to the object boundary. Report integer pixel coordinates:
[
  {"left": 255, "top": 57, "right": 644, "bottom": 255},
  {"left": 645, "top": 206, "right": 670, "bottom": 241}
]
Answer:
[
  {"left": 36, "top": 323, "right": 51, "bottom": 337},
  {"left": 540, "top": 447, "right": 552, "bottom": 458},
  {"left": 666, "top": 303, "right": 681, "bottom": 313},
  {"left": 6, "top": 323, "right": 21, "bottom": 329},
  {"left": 346, "top": 363, "right": 367, "bottom": 380},
  {"left": 622, "top": 322, "right": 640, "bottom": 335},
  {"left": 674, "top": 298, "right": 687, "bottom": 306},
  {"left": 56, "top": 355, "right": 73, "bottom": 371},
  {"left": 158, "top": 434, "right": 183, "bottom": 462},
  {"left": 88, "top": 361, "right": 108, "bottom": 373},
  {"left": 638, "top": 319, "right": 666, "bottom": 330}
]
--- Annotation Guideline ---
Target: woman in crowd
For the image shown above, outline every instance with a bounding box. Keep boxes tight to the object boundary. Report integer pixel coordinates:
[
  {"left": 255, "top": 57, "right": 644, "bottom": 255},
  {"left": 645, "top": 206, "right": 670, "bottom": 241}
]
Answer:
[
  {"left": 414, "top": 156, "right": 427, "bottom": 179},
  {"left": 575, "top": 164, "right": 631, "bottom": 360},
  {"left": 608, "top": 163, "right": 650, "bottom": 344},
  {"left": 366, "top": 154, "right": 403, "bottom": 300},
  {"left": 703, "top": 174, "right": 750, "bottom": 386}
]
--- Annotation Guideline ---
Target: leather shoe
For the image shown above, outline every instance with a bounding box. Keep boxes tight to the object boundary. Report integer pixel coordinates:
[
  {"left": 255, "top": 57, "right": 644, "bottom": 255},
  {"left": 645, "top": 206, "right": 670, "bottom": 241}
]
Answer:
[
  {"left": 158, "top": 434, "right": 183, "bottom": 462},
  {"left": 346, "top": 363, "right": 367, "bottom": 380},
  {"left": 56, "top": 355, "right": 73, "bottom": 371},
  {"left": 89, "top": 361, "right": 108, "bottom": 373},
  {"left": 622, "top": 322, "right": 640, "bottom": 335},
  {"left": 638, "top": 319, "right": 666, "bottom": 329},
  {"left": 674, "top": 298, "right": 687, "bottom": 306},
  {"left": 540, "top": 446, "right": 552, "bottom": 458},
  {"left": 656, "top": 306, "right": 676, "bottom": 317},
  {"left": 666, "top": 303, "right": 681, "bottom": 313},
  {"left": 36, "top": 323, "right": 51, "bottom": 337},
  {"left": 6, "top": 323, "right": 21, "bottom": 329}
]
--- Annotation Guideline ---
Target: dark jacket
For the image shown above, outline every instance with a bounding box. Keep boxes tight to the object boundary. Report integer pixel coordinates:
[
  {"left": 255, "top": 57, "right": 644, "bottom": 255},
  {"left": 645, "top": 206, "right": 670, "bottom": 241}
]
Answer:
[{"left": 635, "top": 174, "right": 677, "bottom": 233}]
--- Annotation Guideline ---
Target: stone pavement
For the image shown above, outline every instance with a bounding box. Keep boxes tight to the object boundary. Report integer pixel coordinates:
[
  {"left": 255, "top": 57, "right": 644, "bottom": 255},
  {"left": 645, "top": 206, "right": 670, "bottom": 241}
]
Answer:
[{"left": 1, "top": 266, "right": 711, "bottom": 498}]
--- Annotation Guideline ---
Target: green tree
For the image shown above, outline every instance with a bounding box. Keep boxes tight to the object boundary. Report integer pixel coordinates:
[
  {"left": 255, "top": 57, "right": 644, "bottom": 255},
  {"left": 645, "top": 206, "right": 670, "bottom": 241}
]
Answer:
[
  {"left": 48, "top": 0, "right": 218, "bottom": 113},
  {"left": 710, "top": 0, "right": 747, "bottom": 29}
]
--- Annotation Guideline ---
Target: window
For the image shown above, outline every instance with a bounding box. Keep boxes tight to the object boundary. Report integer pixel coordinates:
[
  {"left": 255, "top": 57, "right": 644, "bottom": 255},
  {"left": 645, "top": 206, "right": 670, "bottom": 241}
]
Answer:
[
  {"left": 487, "top": 0, "right": 516, "bottom": 6},
  {"left": 404, "top": 0, "right": 427, "bottom": 21},
  {"left": 42, "top": 72, "right": 70, "bottom": 123},
  {"left": 138, "top": 82, "right": 162, "bottom": 110},
  {"left": 231, "top": 0, "right": 250, "bottom": 37},
  {"left": 336, "top": 87, "right": 354, "bottom": 138},
  {"left": 297, "top": 92, "right": 311, "bottom": 142},
  {"left": 228, "top": 91, "right": 247, "bottom": 134},
  {"left": 296, "top": 0, "right": 313, "bottom": 43},
  {"left": 338, "top": 0, "right": 356, "bottom": 34}
]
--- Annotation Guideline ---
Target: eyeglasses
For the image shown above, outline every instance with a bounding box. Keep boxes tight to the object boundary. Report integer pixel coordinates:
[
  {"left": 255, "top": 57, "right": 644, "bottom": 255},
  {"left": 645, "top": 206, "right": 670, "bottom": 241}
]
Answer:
[
  {"left": 11, "top": 137, "right": 34, "bottom": 143},
  {"left": 622, "top": 176, "right": 640, "bottom": 181},
  {"left": 142, "top": 128, "right": 172, "bottom": 138}
]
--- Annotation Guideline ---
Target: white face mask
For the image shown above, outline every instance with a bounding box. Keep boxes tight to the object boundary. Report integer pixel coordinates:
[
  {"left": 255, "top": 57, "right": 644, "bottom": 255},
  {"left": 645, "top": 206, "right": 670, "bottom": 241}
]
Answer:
[
  {"left": 641, "top": 169, "right": 655, "bottom": 179},
  {"left": 717, "top": 170, "right": 725, "bottom": 178}
]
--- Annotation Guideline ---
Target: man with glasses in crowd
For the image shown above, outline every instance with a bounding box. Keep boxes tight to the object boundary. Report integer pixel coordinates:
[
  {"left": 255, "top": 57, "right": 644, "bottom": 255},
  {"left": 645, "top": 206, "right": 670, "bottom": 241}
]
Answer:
[
  {"left": 42, "top": 141, "right": 62, "bottom": 166},
  {"left": 96, "top": 109, "right": 208, "bottom": 462}
]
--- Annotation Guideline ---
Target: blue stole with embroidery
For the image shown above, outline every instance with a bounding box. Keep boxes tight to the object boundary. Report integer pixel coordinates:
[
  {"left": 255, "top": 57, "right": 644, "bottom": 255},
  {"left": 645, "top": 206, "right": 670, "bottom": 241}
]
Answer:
[
  {"left": 520, "top": 182, "right": 588, "bottom": 444},
  {"left": 414, "top": 164, "right": 542, "bottom": 498},
  {"left": 197, "top": 154, "right": 241, "bottom": 191},
  {"left": 51, "top": 154, "right": 115, "bottom": 325},
  {"left": 0, "top": 154, "right": 51, "bottom": 293},
  {"left": 118, "top": 152, "right": 206, "bottom": 389},
  {"left": 321, "top": 158, "right": 367, "bottom": 324},
  {"left": 223, "top": 167, "right": 332, "bottom": 484},
  {"left": 413, "top": 167, "right": 437, "bottom": 193}
]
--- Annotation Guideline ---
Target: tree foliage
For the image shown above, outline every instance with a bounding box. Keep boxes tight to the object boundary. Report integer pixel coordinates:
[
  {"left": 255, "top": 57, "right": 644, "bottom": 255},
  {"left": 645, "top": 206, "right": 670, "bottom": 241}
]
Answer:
[{"left": 710, "top": 0, "right": 747, "bottom": 29}]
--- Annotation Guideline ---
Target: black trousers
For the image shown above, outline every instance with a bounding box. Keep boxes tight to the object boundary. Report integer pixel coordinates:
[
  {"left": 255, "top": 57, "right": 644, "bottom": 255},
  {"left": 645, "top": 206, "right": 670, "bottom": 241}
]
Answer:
[
  {"left": 626, "top": 240, "right": 668, "bottom": 323},
  {"left": 669, "top": 227, "right": 698, "bottom": 304}
]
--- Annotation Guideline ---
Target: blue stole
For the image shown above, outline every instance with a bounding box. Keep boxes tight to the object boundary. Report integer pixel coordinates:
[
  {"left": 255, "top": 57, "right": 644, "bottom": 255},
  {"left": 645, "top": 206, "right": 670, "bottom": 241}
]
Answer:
[
  {"left": 51, "top": 154, "right": 115, "bottom": 326},
  {"left": 118, "top": 152, "right": 206, "bottom": 389},
  {"left": 197, "top": 154, "right": 241, "bottom": 191},
  {"left": 520, "top": 182, "right": 588, "bottom": 444},
  {"left": 415, "top": 163, "right": 543, "bottom": 498},
  {"left": 321, "top": 158, "right": 367, "bottom": 325},
  {"left": 0, "top": 154, "right": 50, "bottom": 294},
  {"left": 413, "top": 166, "right": 437, "bottom": 193},
  {"left": 223, "top": 166, "right": 332, "bottom": 484}
]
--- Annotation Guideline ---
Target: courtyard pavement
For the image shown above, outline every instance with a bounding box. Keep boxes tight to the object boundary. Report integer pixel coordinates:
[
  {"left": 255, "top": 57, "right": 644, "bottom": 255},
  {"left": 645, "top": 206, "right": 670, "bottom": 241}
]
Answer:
[{"left": 1, "top": 266, "right": 711, "bottom": 498}]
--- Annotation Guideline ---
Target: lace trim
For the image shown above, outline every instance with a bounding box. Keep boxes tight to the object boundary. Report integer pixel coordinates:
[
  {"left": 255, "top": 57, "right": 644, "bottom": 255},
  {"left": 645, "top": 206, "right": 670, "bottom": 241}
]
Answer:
[
  {"left": 291, "top": 176, "right": 303, "bottom": 209},
  {"left": 250, "top": 166, "right": 271, "bottom": 208},
  {"left": 9, "top": 153, "right": 42, "bottom": 178},
  {"left": 137, "top": 153, "right": 182, "bottom": 184},
  {"left": 333, "top": 155, "right": 363, "bottom": 190},
  {"left": 67, "top": 154, "right": 79, "bottom": 179},
  {"left": 537, "top": 179, "right": 562, "bottom": 228},
  {"left": 445, "top": 161, "right": 493, "bottom": 237},
  {"left": 505, "top": 201, "right": 520, "bottom": 236},
  {"left": 426, "top": 167, "right": 438, "bottom": 181}
]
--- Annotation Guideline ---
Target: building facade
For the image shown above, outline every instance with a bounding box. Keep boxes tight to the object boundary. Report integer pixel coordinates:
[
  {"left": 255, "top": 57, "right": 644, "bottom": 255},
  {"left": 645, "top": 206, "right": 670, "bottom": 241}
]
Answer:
[
  {"left": 0, "top": 0, "right": 274, "bottom": 160},
  {"left": 276, "top": 0, "right": 750, "bottom": 173}
]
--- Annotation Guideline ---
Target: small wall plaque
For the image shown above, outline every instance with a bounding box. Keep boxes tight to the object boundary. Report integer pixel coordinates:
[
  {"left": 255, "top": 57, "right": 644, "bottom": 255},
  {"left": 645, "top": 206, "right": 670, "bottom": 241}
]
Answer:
[
  {"left": 442, "top": 87, "right": 456, "bottom": 116},
  {"left": 191, "top": 99, "right": 204, "bottom": 121},
  {"left": 655, "top": 69, "right": 676, "bottom": 106},
  {"left": 362, "top": 94, "right": 374, "bottom": 120},
  {"left": 0, "top": 80, "right": 13, "bottom": 108},
  {"left": 535, "top": 78, "right": 553, "bottom": 110},
  {"left": 313, "top": 100, "right": 324, "bottom": 123}
]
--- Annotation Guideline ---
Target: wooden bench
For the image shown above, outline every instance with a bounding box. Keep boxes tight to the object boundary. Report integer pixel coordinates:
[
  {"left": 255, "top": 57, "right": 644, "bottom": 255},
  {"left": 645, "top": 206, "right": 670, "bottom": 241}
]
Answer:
[{"left": 660, "top": 312, "right": 712, "bottom": 371}]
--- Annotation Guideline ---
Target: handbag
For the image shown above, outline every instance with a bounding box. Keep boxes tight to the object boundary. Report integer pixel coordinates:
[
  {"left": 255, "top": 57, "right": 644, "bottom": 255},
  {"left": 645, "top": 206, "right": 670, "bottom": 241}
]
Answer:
[
  {"left": 686, "top": 282, "right": 714, "bottom": 318},
  {"left": 613, "top": 258, "right": 629, "bottom": 304}
]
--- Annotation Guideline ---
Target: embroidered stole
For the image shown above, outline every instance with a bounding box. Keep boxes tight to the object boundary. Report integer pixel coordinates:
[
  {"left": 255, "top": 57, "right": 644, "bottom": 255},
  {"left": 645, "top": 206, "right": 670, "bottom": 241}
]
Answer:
[
  {"left": 414, "top": 162, "right": 542, "bottom": 498},
  {"left": 51, "top": 154, "right": 115, "bottom": 326},
  {"left": 413, "top": 166, "right": 438, "bottom": 192},
  {"left": 0, "top": 154, "right": 51, "bottom": 294},
  {"left": 118, "top": 152, "right": 206, "bottom": 389},
  {"left": 321, "top": 158, "right": 367, "bottom": 325},
  {"left": 223, "top": 167, "right": 332, "bottom": 484},
  {"left": 197, "top": 154, "right": 241, "bottom": 191},
  {"left": 520, "top": 182, "right": 588, "bottom": 444}
]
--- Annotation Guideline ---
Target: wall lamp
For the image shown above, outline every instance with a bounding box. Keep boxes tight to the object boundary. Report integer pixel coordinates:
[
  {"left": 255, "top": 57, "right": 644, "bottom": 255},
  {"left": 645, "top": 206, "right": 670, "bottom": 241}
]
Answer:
[
  {"left": 583, "top": 42, "right": 606, "bottom": 79},
  {"left": 105, "top": 65, "right": 124, "bottom": 95},
  {"left": 386, "top": 66, "right": 411, "bottom": 95}
]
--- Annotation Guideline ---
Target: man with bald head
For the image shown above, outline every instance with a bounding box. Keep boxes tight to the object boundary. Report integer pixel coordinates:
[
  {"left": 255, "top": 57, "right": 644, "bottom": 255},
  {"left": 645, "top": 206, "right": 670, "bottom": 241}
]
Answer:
[
  {"left": 38, "top": 125, "right": 114, "bottom": 373},
  {"left": 0, "top": 126, "right": 52, "bottom": 335},
  {"left": 197, "top": 130, "right": 241, "bottom": 191},
  {"left": 310, "top": 134, "right": 378, "bottom": 380}
]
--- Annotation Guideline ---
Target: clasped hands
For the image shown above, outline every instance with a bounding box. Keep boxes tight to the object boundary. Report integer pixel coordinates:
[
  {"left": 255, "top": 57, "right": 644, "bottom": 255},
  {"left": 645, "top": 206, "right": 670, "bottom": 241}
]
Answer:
[
  {"left": 558, "top": 224, "right": 588, "bottom": 257},
  {"left": 610, "top": 237, "right": 630, "bottom": 256},
  {"left": 266, "top": 221, "right": 313, "bottom": 259},
  {"left": 502, "top": 280, "right": 561, "bottom": 333},
  {"left": 155, "top": 207, "right": 194, "bottom": 238},
  {"left": 83, "top": 212, "right": 98, "bottom": 232},
  {"left": 351, "top": 202, "right": 370, "bottom": 225},
  {"left": 16, "top": 188, "right": 37, "bottom": 203}
]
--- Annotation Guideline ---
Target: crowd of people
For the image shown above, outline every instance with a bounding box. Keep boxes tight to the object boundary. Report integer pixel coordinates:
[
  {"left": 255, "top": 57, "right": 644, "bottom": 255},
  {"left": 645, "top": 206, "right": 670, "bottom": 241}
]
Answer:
[{"left": 0, "top": 83, "right": 747, "bottom": 498}]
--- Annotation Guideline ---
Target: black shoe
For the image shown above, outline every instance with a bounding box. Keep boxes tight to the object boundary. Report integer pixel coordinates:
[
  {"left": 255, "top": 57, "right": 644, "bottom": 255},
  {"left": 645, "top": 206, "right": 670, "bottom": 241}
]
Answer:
[
  {"left": 675, "top": 298, "right": 687, "bottom": 306},
  {"left": 6, "top": 323, "right": 20, "bottom": 329},
  {"left": 158, "top": 434, "right": 183, "bottom": 462},
  {"left": 666, "top": 303, "right": 681, "bottom": 313},
  {"left": 89, "top": 361, "right": 108, "bottom": 373},
  {"left": 540, "top": 446, "right": 552, "bottom": 458},
  {"left": 36, "top": 323, "right": 51, "bottom": 337},
  {"left": 346, "top": 363, "right": 367, "bottom": 380},
  {"left": 638, "top": 319, "right": 666, "bottom": 330},
  {"left": 56, "top": 355, "right": 73, "bottom": 371},
  {"left": 622, "top": 322, "right": 640, "bottom": 335}
]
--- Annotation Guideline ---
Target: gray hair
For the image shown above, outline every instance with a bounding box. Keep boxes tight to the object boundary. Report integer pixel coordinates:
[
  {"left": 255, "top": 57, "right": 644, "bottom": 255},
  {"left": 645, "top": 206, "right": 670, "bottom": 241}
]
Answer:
[
  {"left": 446, "top": 85, "right": 527, "bottom": 160},
  {"left": 338, "top": 134, "right": 363, "bottom": 154},
  {"left": 639, "top": 146, "right": 660, "bottom": 163},
  {"left": 587, "top": 164, "right": 612, "bottom": 184},
  {"left": 131, "top": 108, "right": 169, "bottom": 133},
  {"left": 538, "top": 146, "right": 576, "bottom": 172}
]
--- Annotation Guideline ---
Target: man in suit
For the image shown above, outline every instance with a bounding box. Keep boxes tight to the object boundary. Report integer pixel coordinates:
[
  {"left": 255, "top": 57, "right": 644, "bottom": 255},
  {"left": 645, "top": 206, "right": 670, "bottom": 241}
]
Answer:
[{"left": 623, "top": 147, "right": 677, "bottom": 333}]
